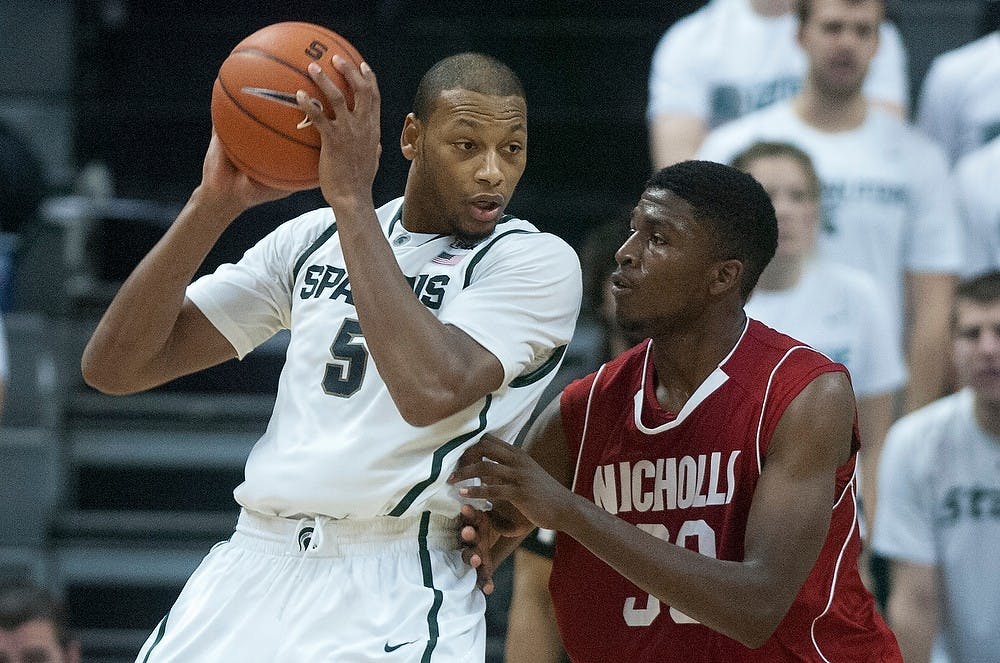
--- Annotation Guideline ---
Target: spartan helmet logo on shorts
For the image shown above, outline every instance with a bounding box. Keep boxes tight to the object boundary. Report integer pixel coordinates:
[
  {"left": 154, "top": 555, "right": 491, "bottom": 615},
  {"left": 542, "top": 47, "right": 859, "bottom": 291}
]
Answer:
[{"left": 297, "top": 526, "right": 315, "bottom": 551}]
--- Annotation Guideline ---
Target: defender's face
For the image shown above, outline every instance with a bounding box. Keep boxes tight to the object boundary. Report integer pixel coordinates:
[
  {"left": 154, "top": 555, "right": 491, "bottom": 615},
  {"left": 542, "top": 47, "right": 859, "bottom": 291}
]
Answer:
[
  {"left": 610, "top": 188, "right": 721, "bottom": 336},
  {"left": 744, "top": 155, "right": 819, "bottom": 261},
  {"left": 954, "top": 300, "right": 1000, "bottom": 402},
  {"left": 405, "top": 89, "right": 526, "bottom": 241},
  {"left": 799, "top": 0, "right": 882, "bottom": 97}
]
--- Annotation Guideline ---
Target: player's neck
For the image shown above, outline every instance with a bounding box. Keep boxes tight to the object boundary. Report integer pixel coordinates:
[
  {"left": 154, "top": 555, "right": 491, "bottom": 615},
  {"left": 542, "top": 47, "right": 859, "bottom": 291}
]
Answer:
[
  {"left": 399, "top": 185, "right": 439, "bottom": 235},
  {"left": 649, "top": 309, "right": 747, "bottom": 411},
  {"left": 749, "top": 0, "right": 793, "bottom": 17},
  {"left": 793, "top": 85, "right": 868, "bottom": 132}
]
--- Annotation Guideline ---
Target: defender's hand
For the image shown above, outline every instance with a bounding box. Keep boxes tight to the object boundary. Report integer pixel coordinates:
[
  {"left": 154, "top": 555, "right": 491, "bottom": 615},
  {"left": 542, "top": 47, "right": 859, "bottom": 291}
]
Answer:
[{"left": 450, "top": 435, "right": 574, "bottom": 534}]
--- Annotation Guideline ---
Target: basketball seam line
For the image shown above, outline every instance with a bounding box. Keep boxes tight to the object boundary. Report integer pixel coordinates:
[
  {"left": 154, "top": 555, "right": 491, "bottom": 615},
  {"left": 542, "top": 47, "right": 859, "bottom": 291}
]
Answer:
[{"left": 217, "top": 50, "right": 323, "bottom": 154}]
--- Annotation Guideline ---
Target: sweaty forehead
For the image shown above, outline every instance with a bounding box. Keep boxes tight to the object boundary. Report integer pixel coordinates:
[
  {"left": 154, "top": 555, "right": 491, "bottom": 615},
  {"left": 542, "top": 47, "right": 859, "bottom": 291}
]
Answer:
[
  {"left": 636, "top": 188, "right": 698, "bottom": 224},
  {"left": 430, "top": 89, "right": 526, "bottom": 128}
]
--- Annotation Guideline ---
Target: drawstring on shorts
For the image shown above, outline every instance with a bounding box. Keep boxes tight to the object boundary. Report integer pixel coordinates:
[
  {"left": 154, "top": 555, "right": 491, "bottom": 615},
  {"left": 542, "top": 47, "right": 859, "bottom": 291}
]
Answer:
[
  {"left": 231, "top": 508, "right": 460, "bottom": 621},
  {"left": 276, "top": 515, "right": 330, "bottom": 620}
]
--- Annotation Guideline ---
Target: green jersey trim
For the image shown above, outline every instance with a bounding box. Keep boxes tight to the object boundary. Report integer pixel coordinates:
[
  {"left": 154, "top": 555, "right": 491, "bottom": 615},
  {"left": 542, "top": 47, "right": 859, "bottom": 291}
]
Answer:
[
  {"left": 417, "top": 511, "right": 443, "bottom": 662},
  {"left": 462, "top": 229, "right": 535, "bottom": 289},
  {"left": 388, "top": 395, "right": 492, "bottom": 517},
  {"left": 292, "top": 222, "right": 338, "bottom": 282},
  {"left": 387, "top": 205, "right": 403, "bottom": 236},
  {"left": 509, "top": 344, "right": 567, "bottom": 388},
  {"left": 141, "top": 609, "right": 171, "bottom": 663}
]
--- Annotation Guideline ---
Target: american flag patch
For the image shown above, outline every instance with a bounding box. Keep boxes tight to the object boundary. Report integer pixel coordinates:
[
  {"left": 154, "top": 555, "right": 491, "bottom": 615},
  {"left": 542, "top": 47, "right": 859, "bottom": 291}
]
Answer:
[{"left": 432, "top": 251, "right": 466, "bottom": 265}]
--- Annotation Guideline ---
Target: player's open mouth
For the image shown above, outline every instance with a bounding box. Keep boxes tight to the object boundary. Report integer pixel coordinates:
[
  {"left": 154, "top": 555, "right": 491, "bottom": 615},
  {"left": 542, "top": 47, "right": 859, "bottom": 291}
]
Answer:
[
  {"left": 610, "top": 272, "right": 633, "bottom": 295},
  {"left": 470, "top": 198, "right": 503, "bottom": 223}
]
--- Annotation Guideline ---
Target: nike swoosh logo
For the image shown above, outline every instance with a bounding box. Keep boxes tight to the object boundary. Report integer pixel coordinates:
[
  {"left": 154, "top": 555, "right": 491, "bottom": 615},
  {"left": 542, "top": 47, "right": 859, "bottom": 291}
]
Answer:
[
  {"left": 383, "top": 640, "right": 418, "bottom": 652},
  {"left": 240, "top": 87, "right": 300, "bottom": 108},
  {"left": 240, "top": 87, "right": 323, "bottom": 128}
]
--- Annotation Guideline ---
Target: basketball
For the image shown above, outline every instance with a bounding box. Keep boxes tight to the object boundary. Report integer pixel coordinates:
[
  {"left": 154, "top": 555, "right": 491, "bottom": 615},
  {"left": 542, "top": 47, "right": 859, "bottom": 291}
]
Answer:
[{"left": 210, "top": 22, "right": 364, "bottom": 191}]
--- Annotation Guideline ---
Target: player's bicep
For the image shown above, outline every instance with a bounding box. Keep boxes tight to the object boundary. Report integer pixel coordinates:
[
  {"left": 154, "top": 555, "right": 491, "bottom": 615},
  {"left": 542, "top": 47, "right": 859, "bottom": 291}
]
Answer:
[
  {"left": 523, "top": 395, "right": 572, "bottom": 489},
  {"left": 441, "top": 322, "right": 506, "bottom": 397},
  {"left": 439, "top": 235, "right": 581, "bottom": 390},
  {"left": 743, "top": 371, "right": 855, "bottom": 596}
]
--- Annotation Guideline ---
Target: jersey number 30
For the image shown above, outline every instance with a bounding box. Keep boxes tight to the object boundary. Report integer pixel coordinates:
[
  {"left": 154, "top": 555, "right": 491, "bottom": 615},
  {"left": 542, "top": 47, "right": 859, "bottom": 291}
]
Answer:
[
  {"left": 623, "top": 520, "right": 717, "bottom": 626},
  {"left": 323, "top": 318, "right": 367, "bottom": 397}
]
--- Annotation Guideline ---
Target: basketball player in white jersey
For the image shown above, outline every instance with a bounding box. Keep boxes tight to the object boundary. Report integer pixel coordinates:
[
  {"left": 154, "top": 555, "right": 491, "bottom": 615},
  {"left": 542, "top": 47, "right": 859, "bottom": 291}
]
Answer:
[{"left": 81, "top": 52, "right": 581, "bottom": 661}]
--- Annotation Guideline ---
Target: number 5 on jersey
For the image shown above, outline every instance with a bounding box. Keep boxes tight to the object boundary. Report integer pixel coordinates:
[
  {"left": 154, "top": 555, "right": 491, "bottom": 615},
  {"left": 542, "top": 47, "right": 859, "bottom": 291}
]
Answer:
[{"left": 323, "top": 319, "right": 367, "bottom": 397}]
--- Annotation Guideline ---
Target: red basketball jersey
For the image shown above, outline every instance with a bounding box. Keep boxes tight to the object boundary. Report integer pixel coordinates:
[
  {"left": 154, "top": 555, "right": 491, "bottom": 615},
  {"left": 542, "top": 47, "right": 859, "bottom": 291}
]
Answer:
[{"left": 549, "top": 319, "right": 901, "bottom": 662}]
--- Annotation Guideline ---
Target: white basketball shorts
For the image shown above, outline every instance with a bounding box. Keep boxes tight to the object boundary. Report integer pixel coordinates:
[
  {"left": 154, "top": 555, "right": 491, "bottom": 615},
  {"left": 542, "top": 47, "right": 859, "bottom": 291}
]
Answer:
[{"left": 135, "top": 509, "right": 486, "bottom": 662}]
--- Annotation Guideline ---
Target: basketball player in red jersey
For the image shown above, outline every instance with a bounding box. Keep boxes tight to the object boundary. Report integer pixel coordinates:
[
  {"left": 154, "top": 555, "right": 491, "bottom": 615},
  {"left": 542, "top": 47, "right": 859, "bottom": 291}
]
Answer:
[{"left": 450, "top": 160, "right": 902, "bottom": 661}]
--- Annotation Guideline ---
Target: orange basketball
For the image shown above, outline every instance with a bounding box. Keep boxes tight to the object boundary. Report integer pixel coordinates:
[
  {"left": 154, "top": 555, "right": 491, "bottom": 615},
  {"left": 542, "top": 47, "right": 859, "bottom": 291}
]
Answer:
[{"left": 210, "top": 22, "right": 364, "bottom": 191}]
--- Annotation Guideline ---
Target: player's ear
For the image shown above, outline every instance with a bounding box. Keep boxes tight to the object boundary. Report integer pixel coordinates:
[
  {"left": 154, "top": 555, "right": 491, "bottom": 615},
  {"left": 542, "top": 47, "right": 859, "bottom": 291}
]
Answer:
[
  {"left": 400, "top": 113, "right": 421, "bottom": 161},
  {"left": 709, "top": 258, "right": 744, "bottom": 297}
]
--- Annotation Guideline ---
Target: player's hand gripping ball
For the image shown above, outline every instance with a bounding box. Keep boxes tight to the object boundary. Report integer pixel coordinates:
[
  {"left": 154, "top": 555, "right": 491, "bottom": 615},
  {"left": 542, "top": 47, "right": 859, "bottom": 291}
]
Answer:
[{"left": 210, "top": 21, "right": 364, "bottom": 191}]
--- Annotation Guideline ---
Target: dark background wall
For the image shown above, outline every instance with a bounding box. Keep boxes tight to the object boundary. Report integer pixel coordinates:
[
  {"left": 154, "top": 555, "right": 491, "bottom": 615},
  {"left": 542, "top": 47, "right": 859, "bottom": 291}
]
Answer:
[
  {"left": 1, "top": 0, "right": 989, "bottom": 252},
  {"left": 69, "top": 1, "right": 707, "bottom": 254}
]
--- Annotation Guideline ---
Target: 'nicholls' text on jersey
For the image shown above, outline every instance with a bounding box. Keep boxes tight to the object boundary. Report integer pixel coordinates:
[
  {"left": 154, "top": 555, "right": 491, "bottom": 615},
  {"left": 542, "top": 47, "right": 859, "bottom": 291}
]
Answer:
[{"left": 593, "top": 451, "right": 741, "bottom": 514}]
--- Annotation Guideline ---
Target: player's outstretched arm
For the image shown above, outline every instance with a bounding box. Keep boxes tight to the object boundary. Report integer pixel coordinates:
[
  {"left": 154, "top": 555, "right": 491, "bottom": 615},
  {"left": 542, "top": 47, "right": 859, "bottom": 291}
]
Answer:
[
  {"left": 451, "top": 371, "right": 855, "bottom": 648},
  {"left": 81, "top": 132, "right": 289, "bottom": 394}
]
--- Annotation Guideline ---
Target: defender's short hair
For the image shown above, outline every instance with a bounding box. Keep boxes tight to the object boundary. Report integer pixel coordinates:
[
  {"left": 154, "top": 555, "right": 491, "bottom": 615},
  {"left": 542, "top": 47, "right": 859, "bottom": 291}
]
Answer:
[
  {"left": 412, "top": 53, "right": 525, "bottom": 121},
  {"left": 646, "top": 160, "right": 778, "bottom": 300}
]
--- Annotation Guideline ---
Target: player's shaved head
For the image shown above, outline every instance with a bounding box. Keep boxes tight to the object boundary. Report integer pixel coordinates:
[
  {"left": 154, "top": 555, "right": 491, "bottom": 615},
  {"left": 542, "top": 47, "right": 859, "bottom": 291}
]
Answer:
[{"left": 412, "top": 52, "right": 525, "bottom": 120}]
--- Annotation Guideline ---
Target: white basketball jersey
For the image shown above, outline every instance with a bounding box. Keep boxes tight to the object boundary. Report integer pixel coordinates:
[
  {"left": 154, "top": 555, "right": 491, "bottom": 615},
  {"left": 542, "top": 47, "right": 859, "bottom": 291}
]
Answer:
[{"left": 187, "top": 197, "right": 582, "bottom": 519}]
